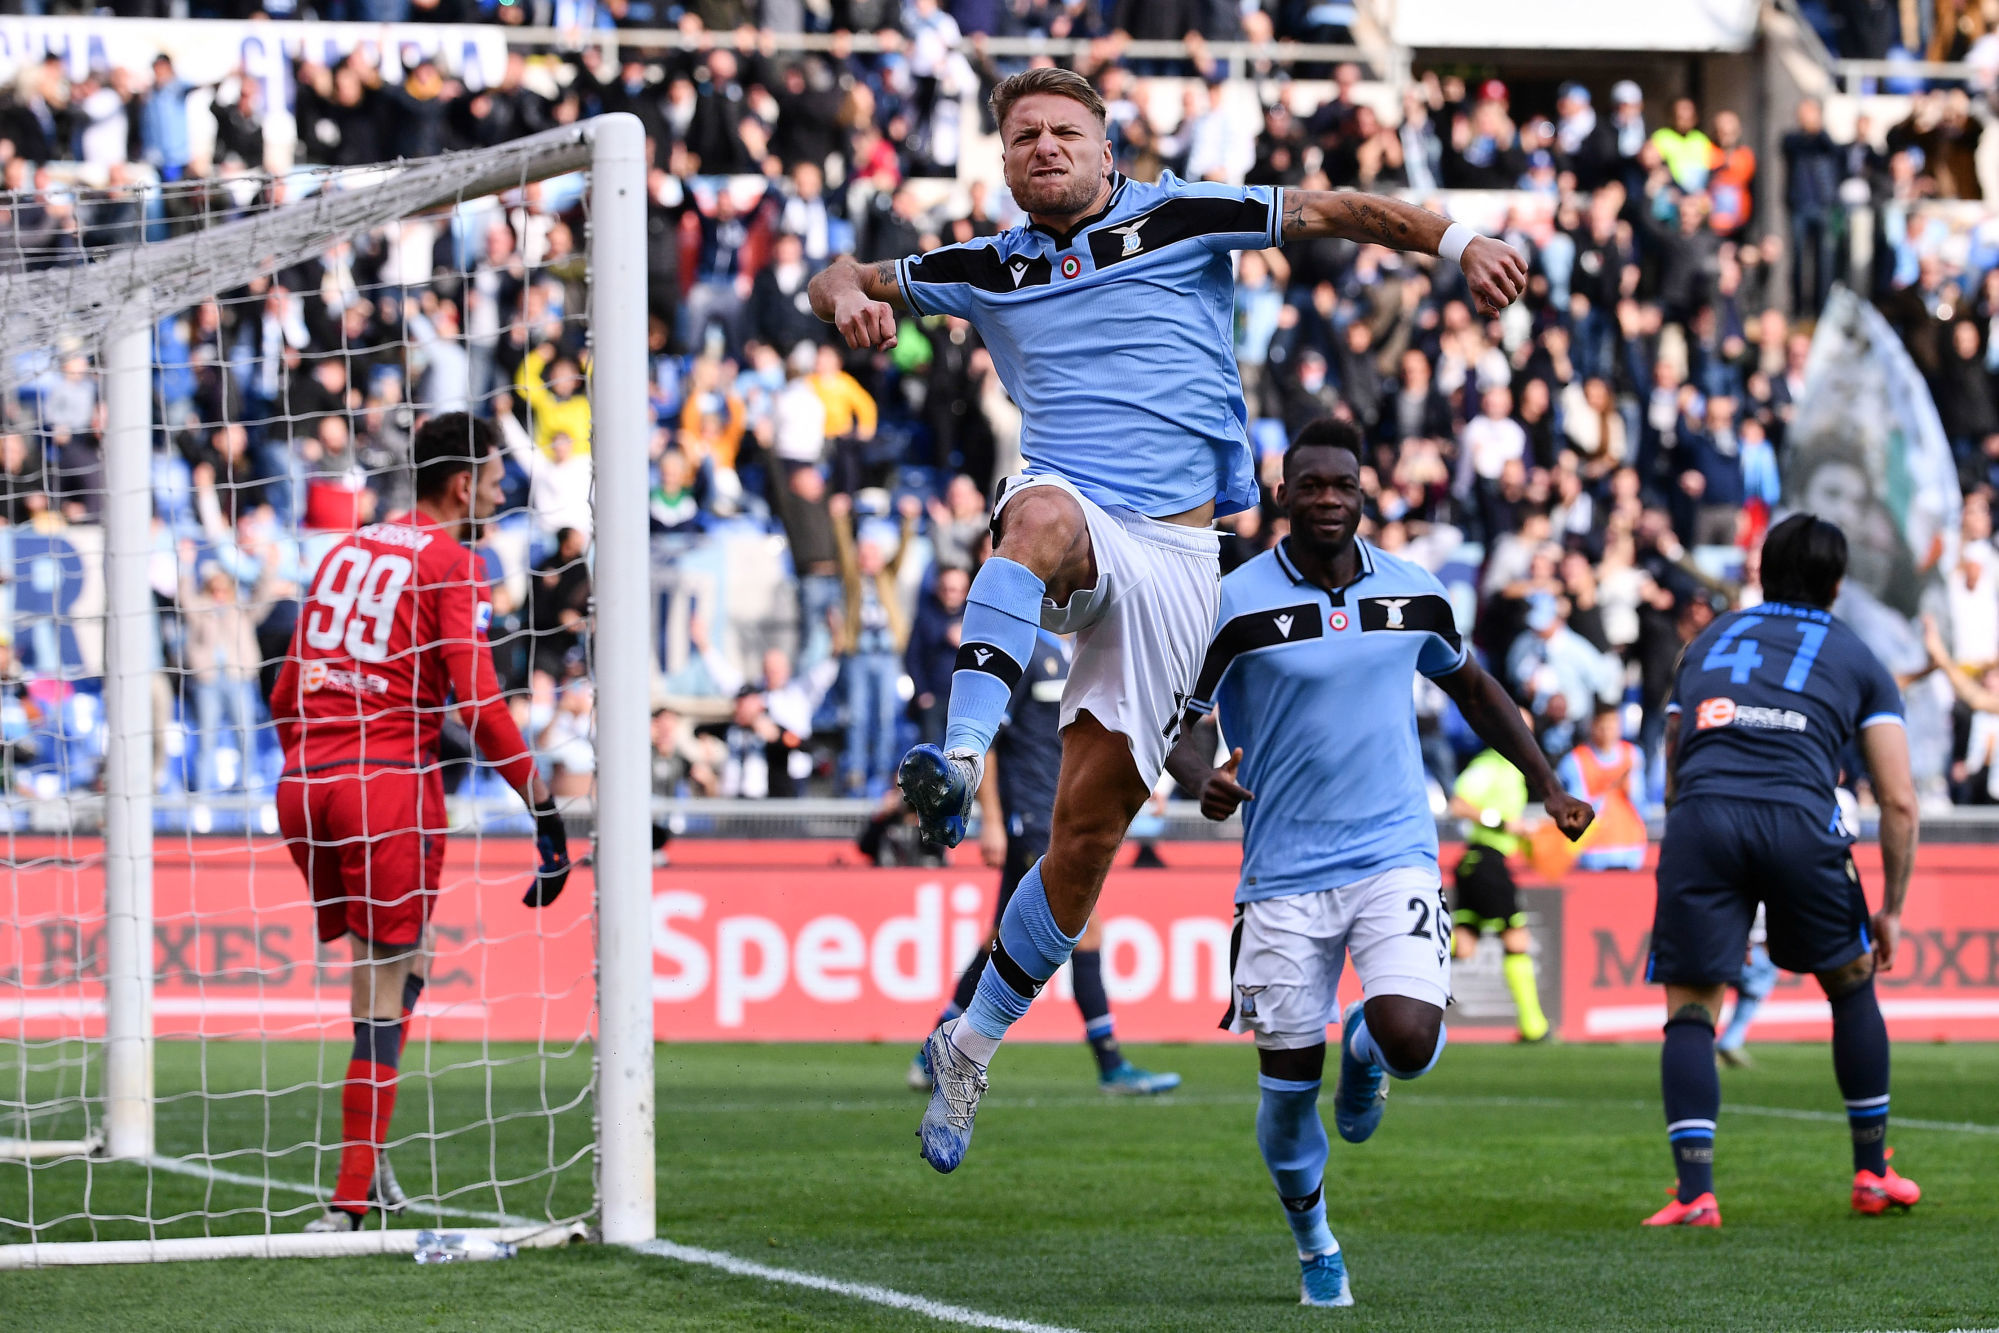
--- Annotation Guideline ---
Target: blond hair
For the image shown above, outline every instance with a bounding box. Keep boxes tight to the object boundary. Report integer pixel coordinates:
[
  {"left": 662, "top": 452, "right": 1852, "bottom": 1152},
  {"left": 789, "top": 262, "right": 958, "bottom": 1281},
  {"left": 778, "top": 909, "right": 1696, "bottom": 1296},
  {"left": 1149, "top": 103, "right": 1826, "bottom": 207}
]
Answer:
[{"left": 989, "top": 67, "right": 1107, "bottom": 133}]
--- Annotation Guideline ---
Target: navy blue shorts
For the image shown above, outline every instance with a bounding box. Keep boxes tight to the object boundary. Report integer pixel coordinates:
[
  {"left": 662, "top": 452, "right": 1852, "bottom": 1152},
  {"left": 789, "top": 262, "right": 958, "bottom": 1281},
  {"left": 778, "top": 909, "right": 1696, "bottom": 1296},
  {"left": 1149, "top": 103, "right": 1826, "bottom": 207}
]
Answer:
[{"left": 1650, "top": 797, "right": 1871, "bottom": 986}]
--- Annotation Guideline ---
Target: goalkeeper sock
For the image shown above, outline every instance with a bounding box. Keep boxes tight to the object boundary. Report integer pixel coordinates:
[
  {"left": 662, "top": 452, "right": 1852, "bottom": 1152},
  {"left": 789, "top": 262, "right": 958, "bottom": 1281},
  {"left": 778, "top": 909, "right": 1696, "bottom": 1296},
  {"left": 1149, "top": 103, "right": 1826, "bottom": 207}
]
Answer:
[
  {"left": 1256, "top": 1074, "right": 1336, "bottom": 1258},
  {"left": 1503, "top": 951, "right": 1550, "bottom": 1041},
  {"left": 956, "top": 858, "right": 1080, "bottom": 1066},
  {"left": 944, "top": 557, "right": 1044, "bottom": 757},
  {"left": 396, "top": 974, "right": 425, "bottom": 1059},
  {"left": 334, "top": 1018, "right": 403, "bottom": 1213}
]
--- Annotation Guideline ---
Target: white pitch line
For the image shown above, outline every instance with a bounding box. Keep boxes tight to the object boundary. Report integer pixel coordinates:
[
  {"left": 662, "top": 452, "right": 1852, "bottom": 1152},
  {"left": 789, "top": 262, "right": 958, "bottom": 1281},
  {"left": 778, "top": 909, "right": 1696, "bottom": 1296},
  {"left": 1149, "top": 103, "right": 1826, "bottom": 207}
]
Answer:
[
  {"left": 136, "top": 1155, "right": 1084, "bottom": 1331},
  {"left": 628, "top": 1238, "right": 1086, "bottom": 1333},
  {"left": 138, "top": 1153, "right": 541, "bottom": 1227},
  {"left": 654, "top": 1091, "right": 1999, "bottom": 1136}
]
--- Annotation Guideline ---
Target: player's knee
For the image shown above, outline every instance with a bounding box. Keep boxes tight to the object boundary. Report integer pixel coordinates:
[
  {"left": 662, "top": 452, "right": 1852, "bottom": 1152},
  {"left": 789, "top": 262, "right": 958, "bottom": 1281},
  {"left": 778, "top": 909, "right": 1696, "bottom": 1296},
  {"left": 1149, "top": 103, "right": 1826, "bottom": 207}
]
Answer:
[
  {"left": 1364, "top": 999, "right": 1444, "bottom": 1076},
  {"left": 1256, "top": 1040, "right": 1327, "bottom": 1084},
  {"left": 994, "top": 487, "right": 1086, "bottom": 576},
  {"left": 1816, "top": 953, "right": 1875, "bottom": 1000}
]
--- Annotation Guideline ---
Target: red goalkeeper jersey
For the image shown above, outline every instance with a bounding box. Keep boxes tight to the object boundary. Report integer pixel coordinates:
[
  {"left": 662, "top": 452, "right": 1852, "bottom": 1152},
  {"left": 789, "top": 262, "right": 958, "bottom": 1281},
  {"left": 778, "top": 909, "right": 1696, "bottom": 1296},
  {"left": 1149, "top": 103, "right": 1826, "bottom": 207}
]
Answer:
[{"left": 270, "top": 511, "right": 535, "bottom": 791}]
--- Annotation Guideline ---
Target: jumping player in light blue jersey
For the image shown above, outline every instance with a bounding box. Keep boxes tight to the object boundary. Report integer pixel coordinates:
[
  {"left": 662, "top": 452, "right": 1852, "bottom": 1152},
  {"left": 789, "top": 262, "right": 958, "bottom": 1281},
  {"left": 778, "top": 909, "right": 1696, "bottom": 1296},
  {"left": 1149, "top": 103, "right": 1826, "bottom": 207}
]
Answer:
[
  {"left": 810, "top": 67, "right": 1529, "bottom": 1178},
  {"left": 1165, "top": 421, "right": 1592, "bottom": 1307}
]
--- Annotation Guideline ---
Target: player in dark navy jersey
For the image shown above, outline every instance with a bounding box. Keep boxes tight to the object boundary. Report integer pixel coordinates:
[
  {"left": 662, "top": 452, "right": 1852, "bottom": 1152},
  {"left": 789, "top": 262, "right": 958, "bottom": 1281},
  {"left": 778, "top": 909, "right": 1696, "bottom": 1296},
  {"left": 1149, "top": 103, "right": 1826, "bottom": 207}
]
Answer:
[
  {"left": 1644, "top": 514, "right": 1922, "bottom": 1227},
  {"left": 905, "top": 630, "right": 1180, "bottom": 1096}
]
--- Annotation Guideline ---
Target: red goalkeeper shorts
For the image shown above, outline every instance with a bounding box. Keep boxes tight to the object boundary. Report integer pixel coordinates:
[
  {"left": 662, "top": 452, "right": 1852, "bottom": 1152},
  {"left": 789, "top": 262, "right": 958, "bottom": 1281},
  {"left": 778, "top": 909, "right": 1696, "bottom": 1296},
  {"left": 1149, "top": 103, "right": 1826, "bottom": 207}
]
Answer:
[{"left": 277, "top": 765, "right": 448, "bottom": 947}]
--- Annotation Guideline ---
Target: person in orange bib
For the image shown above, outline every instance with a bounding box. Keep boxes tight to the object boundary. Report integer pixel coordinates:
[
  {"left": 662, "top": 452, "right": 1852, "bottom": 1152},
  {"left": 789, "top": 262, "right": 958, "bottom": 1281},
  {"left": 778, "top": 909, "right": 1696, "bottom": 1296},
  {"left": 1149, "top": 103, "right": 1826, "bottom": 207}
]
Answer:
[{"left": 1557, "top": 703, "right": 1650, "bottom": 871}]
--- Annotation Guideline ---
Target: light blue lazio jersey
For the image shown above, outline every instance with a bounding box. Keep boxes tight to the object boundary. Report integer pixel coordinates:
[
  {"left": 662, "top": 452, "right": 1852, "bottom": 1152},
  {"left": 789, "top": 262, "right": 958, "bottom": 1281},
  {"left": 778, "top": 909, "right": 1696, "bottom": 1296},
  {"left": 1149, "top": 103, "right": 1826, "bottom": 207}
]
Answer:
[
  {"left": 1187, "top": 538, "right": 1470, "bottom": 903},
  {"left": 894, "top": 172, "right": 1282, "bottom": 518}
]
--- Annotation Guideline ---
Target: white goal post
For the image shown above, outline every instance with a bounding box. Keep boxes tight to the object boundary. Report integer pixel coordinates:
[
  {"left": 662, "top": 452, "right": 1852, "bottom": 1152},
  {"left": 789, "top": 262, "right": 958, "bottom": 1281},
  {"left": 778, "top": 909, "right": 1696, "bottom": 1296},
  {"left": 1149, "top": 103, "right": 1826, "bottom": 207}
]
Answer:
[{"left": 0, "top": 112, "right": 653, "bottom": 1263}]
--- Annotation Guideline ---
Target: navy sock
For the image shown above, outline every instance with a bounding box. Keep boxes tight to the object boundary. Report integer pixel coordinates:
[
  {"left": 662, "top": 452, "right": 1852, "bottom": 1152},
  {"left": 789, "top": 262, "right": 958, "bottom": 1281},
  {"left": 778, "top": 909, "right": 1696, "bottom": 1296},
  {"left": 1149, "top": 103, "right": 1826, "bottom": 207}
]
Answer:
[
  {"left": 1661, "top": 1014, "right": 1719, "bottom": 1202},
  {"left": 944, "top": 558, "right": 1044, "bottom": 756},
  {"left": 1829, "top": 978, "right": 1890, "bottom": 1175},
  {"left": 941, "top": 950, "right": 986, "bottom": 1026},
  {"left": 1069, "top": 950, "right": 1122, "bottom": 1074},
  {"left": 1256, "top": 1074, "right": 1336, "bottom": 1258},
  {"left": 352, "top": 1017, "right": 404, "bottom": 1072}
]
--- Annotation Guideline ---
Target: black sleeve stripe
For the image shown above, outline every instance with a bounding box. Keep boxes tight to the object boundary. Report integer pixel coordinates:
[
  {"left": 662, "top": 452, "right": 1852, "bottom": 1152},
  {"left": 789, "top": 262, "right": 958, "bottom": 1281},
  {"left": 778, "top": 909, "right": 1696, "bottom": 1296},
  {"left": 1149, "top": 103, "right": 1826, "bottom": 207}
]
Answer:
[
  {"left": 895, "top": 255, "right": 927, "bottom": 314},
  {"left": 954, "top": 641, "right": 1024, "bottom": 689},
  {"left": 1188, "top": 602, "right": 1323, "bottom": 707},
  {"left": 1357, "top": 594, "right": 1461, "bottom": 652},
  {"left": 1268, "top": 186, "right": 1284, "bottom": 248},
  {"left": 906, "top": 246, "right": 1051, "bottom": 294},
  {"left": 1087, "top": 195, "right": 1274, "bottom": 270}
]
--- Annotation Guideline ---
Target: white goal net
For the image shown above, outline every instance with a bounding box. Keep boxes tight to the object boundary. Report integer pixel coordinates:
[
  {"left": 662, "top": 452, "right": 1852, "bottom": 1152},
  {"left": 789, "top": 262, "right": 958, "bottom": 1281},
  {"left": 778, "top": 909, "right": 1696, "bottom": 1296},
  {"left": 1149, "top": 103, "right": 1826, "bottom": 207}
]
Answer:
[{"left": 0, "top": 115, "right": 653, "bottom": 1264}]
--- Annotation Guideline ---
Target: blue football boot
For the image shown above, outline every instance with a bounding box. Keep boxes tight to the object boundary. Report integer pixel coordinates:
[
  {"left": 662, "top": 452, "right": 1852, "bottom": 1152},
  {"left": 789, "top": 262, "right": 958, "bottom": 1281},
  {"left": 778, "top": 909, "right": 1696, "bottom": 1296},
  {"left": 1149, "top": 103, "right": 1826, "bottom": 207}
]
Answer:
[
  {"left": 1332, "top": 1001, "right": 1387, "bottom": 1144},
  {"left": 1299, "top": 1249, "right": 1354, "bottom": 1307},
  {"left": 896, "top": 744, "right": 981, "bottom": 849},
  {"left": 916, "top": 1020, "right": 988, "bottom": 1173},
  {"left": 1098, "top": 1061, "right": 1182, "bottom": 1095}
]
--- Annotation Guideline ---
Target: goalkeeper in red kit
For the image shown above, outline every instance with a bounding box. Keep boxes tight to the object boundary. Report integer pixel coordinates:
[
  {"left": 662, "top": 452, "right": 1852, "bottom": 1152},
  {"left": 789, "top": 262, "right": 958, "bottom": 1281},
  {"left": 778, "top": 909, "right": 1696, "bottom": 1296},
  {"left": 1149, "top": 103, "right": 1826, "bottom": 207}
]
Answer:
[{"left": 270, "top": 413, "right": 571, "bottom": 1233}]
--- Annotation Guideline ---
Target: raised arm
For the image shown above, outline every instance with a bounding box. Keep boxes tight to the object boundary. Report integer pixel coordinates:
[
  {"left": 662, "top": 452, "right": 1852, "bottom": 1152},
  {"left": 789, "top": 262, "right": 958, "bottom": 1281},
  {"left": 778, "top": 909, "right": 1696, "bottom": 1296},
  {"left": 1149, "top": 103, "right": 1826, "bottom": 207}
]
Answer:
[
  {"left": 1433, "top": 656, "right": 1594, "bottom": 841},
  {"left": 808, "top": 257, "right": 909, "bottom": 351},
  {"left": 1281, "top": 190, "right": 1527, "bottom": 315}
]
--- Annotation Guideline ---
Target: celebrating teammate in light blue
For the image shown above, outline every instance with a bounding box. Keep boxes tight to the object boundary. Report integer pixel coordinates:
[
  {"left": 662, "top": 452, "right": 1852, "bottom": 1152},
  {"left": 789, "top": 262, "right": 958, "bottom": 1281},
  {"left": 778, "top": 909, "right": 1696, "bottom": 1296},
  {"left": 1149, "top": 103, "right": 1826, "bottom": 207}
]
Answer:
[
  {"left": 810, "top": 67, "right": 1530, "bottom": 1176},
  {"left": 1165, "top": 421, "right": 1593, "bottom": 1307}
]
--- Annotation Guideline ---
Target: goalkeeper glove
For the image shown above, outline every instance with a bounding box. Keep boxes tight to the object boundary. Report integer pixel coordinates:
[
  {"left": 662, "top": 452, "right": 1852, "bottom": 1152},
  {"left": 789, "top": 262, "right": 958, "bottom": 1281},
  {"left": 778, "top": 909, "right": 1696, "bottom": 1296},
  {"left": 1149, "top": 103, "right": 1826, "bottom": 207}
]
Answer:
[{"left": 524, "top": 800, "right": 572, "bottom": 907}]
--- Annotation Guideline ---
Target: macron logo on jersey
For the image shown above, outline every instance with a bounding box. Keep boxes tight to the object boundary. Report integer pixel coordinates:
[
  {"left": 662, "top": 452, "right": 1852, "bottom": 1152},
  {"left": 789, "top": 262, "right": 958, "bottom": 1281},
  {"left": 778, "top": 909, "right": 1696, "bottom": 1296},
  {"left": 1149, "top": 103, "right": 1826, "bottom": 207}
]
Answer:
[
  {"left": 1273, "top": 612, "right": 1295, "bottom": 638},
  {"left": 1008, "top": 258, "right": 1030, "bottom": 287},
  {"left": 974, "top": 647, "right": 993, "bottom": 666}
]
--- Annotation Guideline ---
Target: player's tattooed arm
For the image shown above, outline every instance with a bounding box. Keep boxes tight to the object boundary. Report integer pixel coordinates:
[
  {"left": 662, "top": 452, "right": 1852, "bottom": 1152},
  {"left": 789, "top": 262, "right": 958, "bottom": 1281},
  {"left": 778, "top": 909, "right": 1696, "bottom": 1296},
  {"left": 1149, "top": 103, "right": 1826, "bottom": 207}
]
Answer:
[
  {"left": 1281, "top": 190, "right": 1441, "bottom": 251},
  {"left": 808, "top": 255, "right": 908, "bottom": 349},
  {"left": 1281, "top": 190, "right": 1528, "bottom": 315}
]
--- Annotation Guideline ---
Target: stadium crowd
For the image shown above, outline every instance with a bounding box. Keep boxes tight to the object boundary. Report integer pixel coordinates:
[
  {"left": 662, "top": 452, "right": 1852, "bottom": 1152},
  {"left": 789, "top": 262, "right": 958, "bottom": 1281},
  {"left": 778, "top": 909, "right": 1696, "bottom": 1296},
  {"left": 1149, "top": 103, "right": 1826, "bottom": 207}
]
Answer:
[{"left": 2, "top": 2, "right": 1999, "bottom": 814}]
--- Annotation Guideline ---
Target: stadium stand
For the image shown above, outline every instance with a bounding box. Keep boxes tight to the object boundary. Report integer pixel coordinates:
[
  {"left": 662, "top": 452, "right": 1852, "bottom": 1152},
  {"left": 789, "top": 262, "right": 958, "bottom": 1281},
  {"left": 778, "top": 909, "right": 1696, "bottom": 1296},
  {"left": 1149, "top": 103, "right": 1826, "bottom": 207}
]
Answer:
[{"left": 0, "top": 0, "right": 1996, "bottom": 831}]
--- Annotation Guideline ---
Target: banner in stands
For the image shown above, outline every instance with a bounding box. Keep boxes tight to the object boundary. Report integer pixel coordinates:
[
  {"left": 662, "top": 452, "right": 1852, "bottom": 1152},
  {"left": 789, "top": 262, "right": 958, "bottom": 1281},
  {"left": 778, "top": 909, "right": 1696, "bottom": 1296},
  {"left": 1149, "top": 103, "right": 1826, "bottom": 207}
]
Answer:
[
  {"left": 5, "top": 839, "right": 1998, "bottom": 1044},
  {"left": 1792, "top": 286, "right": 1963, "bottom": 786}
]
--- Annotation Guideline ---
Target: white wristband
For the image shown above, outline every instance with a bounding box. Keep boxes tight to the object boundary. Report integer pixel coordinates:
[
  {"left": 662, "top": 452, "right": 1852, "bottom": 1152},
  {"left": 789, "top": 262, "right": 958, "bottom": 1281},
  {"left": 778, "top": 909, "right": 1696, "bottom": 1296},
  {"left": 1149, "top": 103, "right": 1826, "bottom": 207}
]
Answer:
[{"left": 1438, "top": 222, "right": 1477, "bottom": 265}]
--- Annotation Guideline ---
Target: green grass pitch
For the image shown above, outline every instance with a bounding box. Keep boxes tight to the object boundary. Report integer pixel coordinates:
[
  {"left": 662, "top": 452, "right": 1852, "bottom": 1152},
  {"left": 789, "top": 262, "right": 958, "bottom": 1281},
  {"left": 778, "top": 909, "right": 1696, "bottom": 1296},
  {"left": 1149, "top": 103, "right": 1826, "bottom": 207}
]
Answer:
[{"left": 4, "top": 1040, "right": 1996, "bottom": 1331}]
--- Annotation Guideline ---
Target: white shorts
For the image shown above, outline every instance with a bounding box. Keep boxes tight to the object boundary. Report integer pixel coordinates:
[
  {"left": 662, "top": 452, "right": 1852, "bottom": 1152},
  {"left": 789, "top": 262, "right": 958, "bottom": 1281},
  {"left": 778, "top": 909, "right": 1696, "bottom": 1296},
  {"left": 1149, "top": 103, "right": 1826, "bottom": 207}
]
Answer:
[
  {"left": 1225, "top": 866, "right": 1454, "bottom": 1049},
  {"left": 992, "top": 473, "right": 1220, "bottom": 789}
]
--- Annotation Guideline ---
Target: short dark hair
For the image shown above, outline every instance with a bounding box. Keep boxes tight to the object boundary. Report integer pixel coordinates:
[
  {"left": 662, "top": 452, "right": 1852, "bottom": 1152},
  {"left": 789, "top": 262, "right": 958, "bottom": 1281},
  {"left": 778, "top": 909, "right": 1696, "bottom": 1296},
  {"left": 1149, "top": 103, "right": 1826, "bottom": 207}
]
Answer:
[
  {"left": 413, "top": 413, "right": 498, "bottom": 502},
  {"left": 989, "top": 67, "right": 1108, "bottom": 133},
  {"left": 1760, "top": 512, "right": 1848, "bottom": 609},
  {"left": 1283, "top": 416, "right": 1364, "bottom": 478}
]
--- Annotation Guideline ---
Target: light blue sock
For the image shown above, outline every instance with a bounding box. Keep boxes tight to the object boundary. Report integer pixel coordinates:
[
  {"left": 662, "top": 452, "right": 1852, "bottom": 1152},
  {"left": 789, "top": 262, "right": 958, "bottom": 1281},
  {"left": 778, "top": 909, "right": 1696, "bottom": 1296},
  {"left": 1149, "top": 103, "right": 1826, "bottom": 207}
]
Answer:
[
  {"left": 1350, "top": 1016, "right": 1448, "bottom": 1080},
  {"left": 1257, "top": 1074, "right": 1335, "bottom": 1257},
  {"left": 960, "top": 859, "right": 1080, "bottom": 1046},
  {"left": 943, "top": 557, "right": 1044, "bottom": 756},
  {"left": 1718, "top": 947, "right": 1777, "bottom": 1052}
]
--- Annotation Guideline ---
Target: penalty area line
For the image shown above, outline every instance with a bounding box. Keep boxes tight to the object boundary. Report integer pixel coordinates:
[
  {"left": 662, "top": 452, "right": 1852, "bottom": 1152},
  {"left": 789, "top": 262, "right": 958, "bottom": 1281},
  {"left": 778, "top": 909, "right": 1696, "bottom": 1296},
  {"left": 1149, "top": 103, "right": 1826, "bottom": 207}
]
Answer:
[{"left": 629, "top": 1238, "right": 1087, "bottom": 1333}]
